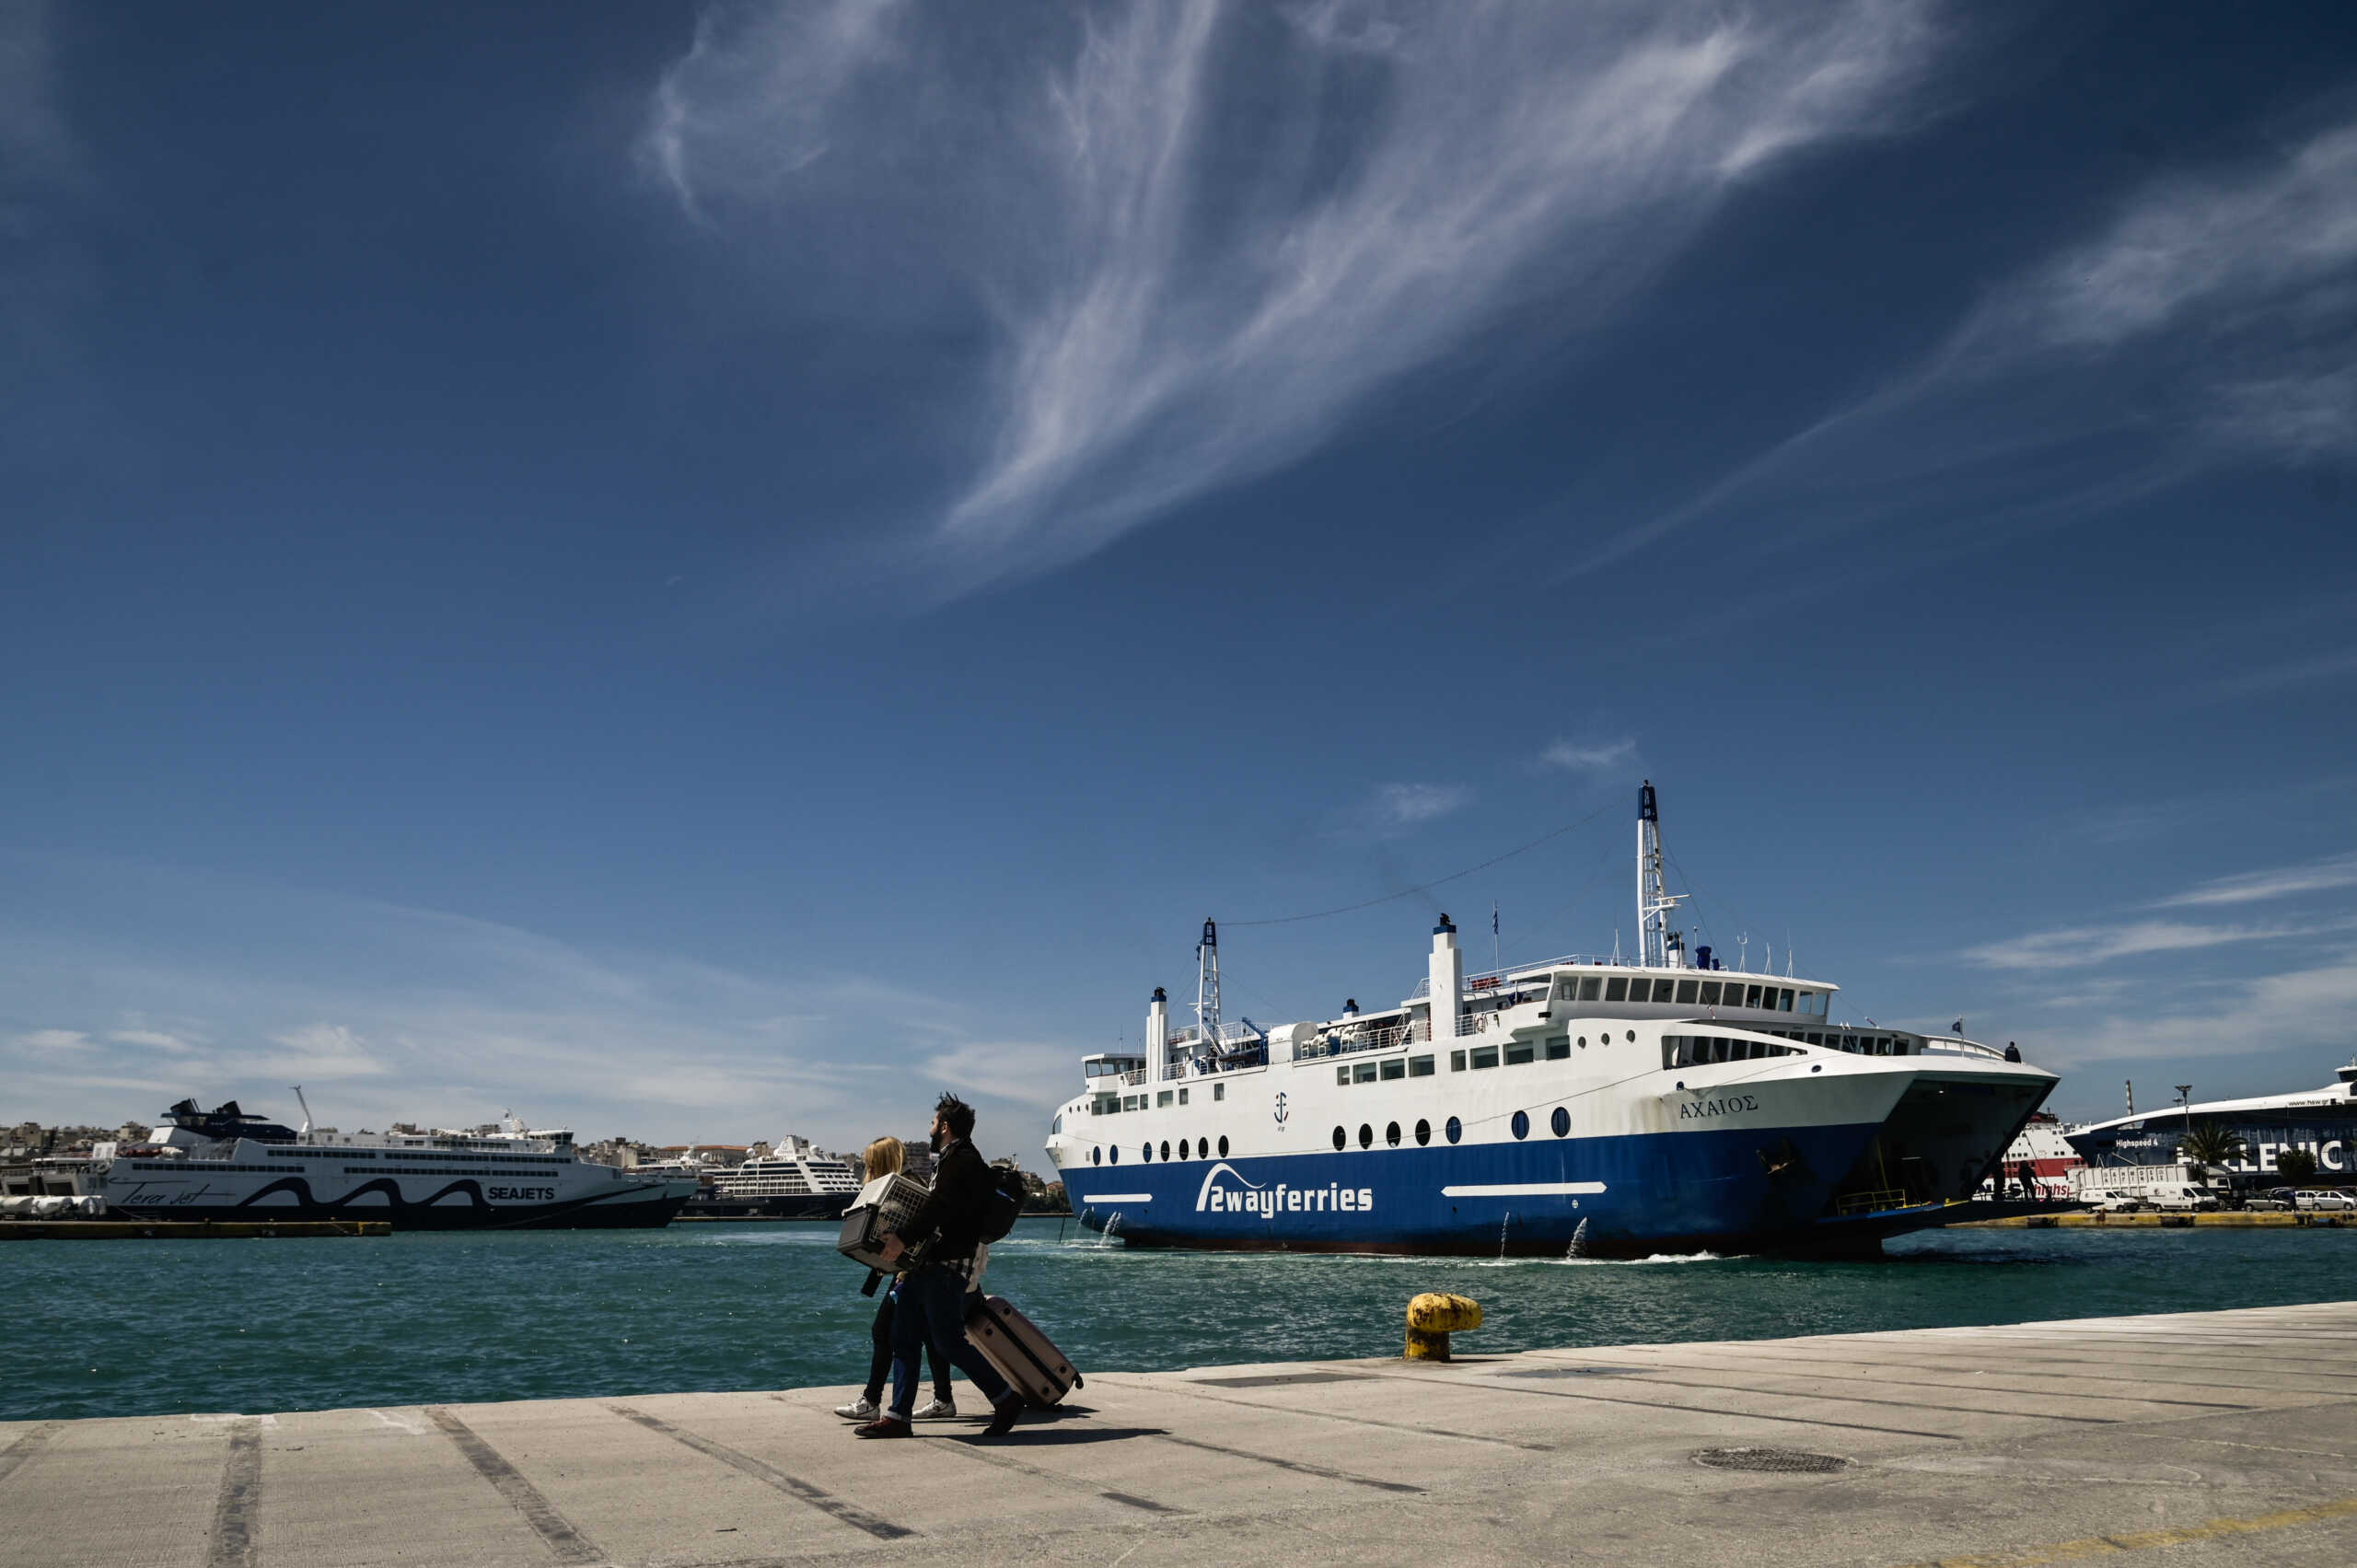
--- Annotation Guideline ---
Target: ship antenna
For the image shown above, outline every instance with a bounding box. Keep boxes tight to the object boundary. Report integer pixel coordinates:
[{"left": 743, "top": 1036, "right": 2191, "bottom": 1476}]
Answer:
[
  {"left": 1194, "top": 919, "right": 1222, "bottom": 1066},
  {"left": 1636, "top": 781, "right": 1687, "bottom": 970},
  {"left": 291, "top": 1085, "right": 315, "bottom": 1144}
]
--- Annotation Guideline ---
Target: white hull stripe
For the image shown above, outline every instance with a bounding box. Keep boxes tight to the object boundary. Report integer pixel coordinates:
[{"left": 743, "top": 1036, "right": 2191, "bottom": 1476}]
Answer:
[
  {"left": 1440, "top": 1182, "right": 1608, "bottom": 1198},
  {"left": 1079, "top": 1192, "right": 1152, "bottom": 1203}
]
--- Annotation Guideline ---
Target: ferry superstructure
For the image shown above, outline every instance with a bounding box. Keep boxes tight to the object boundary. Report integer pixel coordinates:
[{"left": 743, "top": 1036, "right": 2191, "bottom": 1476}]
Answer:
[
  {"left": 1042, "top": 784, "right": 2057, "bottom": 1256},
  {"left": 2068, "top": 1063, "right": 2357, "bottom": 1183},
  {"left": 39, "top": 1098, "right": 696, "bottom": 1229}
]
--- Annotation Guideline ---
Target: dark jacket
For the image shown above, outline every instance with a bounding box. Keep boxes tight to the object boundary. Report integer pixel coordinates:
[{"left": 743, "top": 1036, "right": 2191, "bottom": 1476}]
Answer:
[{"left": 898, "top": 1136, "right": 991, "bottom": 1267}]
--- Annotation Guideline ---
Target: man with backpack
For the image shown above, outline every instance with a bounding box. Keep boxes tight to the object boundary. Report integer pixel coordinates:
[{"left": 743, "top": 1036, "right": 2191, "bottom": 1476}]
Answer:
[{"left": 856, "top": 1093, "right": 1028, "bottom": 1439}]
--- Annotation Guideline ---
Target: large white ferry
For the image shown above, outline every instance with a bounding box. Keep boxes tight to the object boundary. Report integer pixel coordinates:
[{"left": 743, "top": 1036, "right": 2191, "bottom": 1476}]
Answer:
[
  {"left": 1043, "top": 784, "right": 2057, "bottom": 1256},
  {"left": 37, "top": 1098, "right": 697, "bottom": 1229},
  {"left": 2068, "top": 1063, "right": 2357, "bottom": 1183}
]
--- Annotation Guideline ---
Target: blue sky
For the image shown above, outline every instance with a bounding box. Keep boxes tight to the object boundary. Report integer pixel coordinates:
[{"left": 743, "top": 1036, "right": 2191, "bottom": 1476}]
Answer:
[{"left": 4, "top": 1, "right": 2354, "bottom": 1163}]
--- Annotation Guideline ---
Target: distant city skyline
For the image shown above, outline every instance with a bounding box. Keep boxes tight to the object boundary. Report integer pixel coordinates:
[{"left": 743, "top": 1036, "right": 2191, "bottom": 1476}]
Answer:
[{"left": 4, "top": 1, "right": 2354, "bottom": 1165}]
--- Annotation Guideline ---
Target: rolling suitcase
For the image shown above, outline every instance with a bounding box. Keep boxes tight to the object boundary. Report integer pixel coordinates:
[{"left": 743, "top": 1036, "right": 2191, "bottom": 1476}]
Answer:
[
  {"left": 964, "top": 1294, "right": 1083, "bottom": 1408},
  {"left": 836, "top": 1173, "right": 930, "bottom": 1272}
]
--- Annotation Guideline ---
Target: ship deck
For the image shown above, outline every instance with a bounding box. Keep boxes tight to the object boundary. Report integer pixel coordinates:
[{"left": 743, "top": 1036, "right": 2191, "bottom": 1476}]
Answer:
[{"left": 6, "top": 1302, "right": 2356, "bottom": 1565}]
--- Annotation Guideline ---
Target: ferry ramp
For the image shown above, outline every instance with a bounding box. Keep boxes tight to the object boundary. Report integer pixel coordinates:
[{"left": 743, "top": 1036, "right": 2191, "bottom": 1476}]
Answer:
[{"left": 4, "top": 1302, "right": 2356, "bottom": 1566}]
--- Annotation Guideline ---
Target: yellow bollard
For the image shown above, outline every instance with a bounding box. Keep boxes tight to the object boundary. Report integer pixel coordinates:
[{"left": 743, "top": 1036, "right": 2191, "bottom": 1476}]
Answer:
[{"left": 1405, "top": 1293, "right": 1482, "bottom": 1361}]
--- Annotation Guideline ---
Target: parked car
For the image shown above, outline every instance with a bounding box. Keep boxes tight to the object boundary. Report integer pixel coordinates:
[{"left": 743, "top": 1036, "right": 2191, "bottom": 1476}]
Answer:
[
  {"left": 2241, "top": 1191, "right": 2295, "bottom": 1212},
  {"left": 2293, "top": 1190, "right": 2357, "bottom": 1213}
]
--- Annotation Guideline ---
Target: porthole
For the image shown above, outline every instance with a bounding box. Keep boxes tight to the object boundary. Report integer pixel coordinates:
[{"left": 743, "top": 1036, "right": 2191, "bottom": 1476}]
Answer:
[
  {"left": 1091, "top": 1146, "right": 1101, "bottom": 1165},
  {"left": 1386, "top": 1121, "right": 1401, "bottom": 1147},
  {"left": 1358, "top": 1122, "right": 1374, "bottom": 1149},
  {"left": 1160, "top": 1141, "right": 1170, "bottom": 1162},
  {"left": 1511, "top": 1109, "right": 1530, "bottom": 1140},
  {"left": 1578, "top": 1036, "right": 1587, "bottom": 1049},
  {"left": 1551, "top": 1106, "right": 1570, "bottom": 1138},
  {"left": 1218, "top": 1135, "right": 1229, "bottom": 1156},
  {"left": 1109, "top": 1145, "right": 1119, "bottom": 1164},
  {"left": 1142, "top": 1144, "right": 1152, "bottom": 1162},
  {"left": 1625, "top": 1030, "right": 1635, "bottom": 1042},
  {"left": 1178, "top": 1138, "right": 1190, "bottom": 1160},
  {"left": 1415, "top": 1119, "right": 1432, "bottom": 1146},
  {"left": 1333, "top": 1125, "right": 1346, "bottom": 1151},
  {"left": 1446, "top": 1115, "right": 1462, "bottom": 1144}
]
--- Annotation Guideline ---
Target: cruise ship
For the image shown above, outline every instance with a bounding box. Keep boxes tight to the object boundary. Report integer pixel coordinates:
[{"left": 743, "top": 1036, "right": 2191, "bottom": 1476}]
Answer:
[
  {"left": 1042, "top": 784, "right": 2057, "bottom": 1256},
  {"left": 39, "top": 1098, "right": 697, "bottom": 1228},
  {"left": 2068, "top": 1063, "right": 2357, "bottom": 1183},
  {"left": 681, "top": 1135, "right": 863, "bottom": 1219}
]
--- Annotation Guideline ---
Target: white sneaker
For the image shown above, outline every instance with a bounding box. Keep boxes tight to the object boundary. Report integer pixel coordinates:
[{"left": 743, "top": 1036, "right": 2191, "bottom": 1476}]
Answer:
[
  {"left": 833, "top": 1397, "right": 879, "bottom": 1421},
  {"left": 911, "top": 1397, "right": 958, "bottom": 1421}
]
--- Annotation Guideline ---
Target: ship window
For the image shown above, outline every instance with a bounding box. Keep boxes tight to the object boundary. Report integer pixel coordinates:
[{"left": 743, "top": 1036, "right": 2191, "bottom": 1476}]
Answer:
[
  {"left": 1511, "top": 1109, "right": 1530, "bottom": 1140},
  {"left": 1742, "top": 984, "right": 1760, "bottom": 1007},
  {"left": 1380, "top": 1058, "right": 1405, "bottom": 1081},
  {"left": 1553, "top": 981, "right": 1573, "bottom": 1000},
  {"left": 1446, "top": 1116, "right": 1462, "bottom": 1144},
  {"left": 1626, "top": 1030, "right": 1635, "bottom": 1042},
  {"left": 1217, "top": 1136, "right": 1228, "bottom": 1157},
  {"left": 1573, "top": 977, "right": 1597, "bottom": 1001},
  {"left": 1449, "top": 1050, "right": 1466, "bottom": 1072},
  {"left": 1357, "top": 1122, "right": 1373, "bottom": 1149},
  {"left": 1141, "top": 1144, "right": 1152, "bottom": 1162},
  {"left": 1382, "top": 1121, "right": 1399, "bottom": 1147},
  {"left": 1415, "top": 1118, "right": 1432, "bottom": 1145},
  {"left": 1779, "top": 989, "right": 1794, "bottom": 1012},
  {"left": 1090, "top": 1147, "right": 1100, "bottom": 1165},
  {"left": 1178, "top": 1087, "right": 1190, "bottom": 1105},
  {"left": 1213, "top": 1083, "right": 1225, "bottom": 1101},
  {"left": 1109, "top": 1146, "right": 1118, "bottom": 1163},
  {"left": 1657, "top": 979, "right": 1681, "bottom": 1003},
  {"left": 1178, "top": 1139, "right": 1190, "bottom": 1159},
  {"left": 1409, "top": 1054, "right": 1434, "bottom": 1077},
  {"left": 1353, "top": 1061, "right": 1378, "bottom": 1084},
  {"left": 1699, "top": 981, "right": 1720, "bottom": 1005},
  {"left": 1333, "top": 1126, "right": 1346, "bottom": 1151},
  {"left": 1551, "top": 1106, "right": 1571, "bottom": 1137},
  {"left": 1605, "top": 977, "right": 1629, "bottom": 1002},
  {"left": 1338, "top": 1066, "right": 1351, "bottom": 1086},
  {"left": 1157, "top": 1090, "right": 1174, "bottom": 1108},
  {"left": 1051, "top": 1114, "right": 1062, "bottom": 1133},
  {"left": 1675, "top": 979, "right": 1698, "bottom": 1004},
  {"left": 1159, "top": 1141, "right": 1171, "bottom": 1161},
  {"left": 1470, "top": 1044, "right": 1499, "bottom": 1070},
  {"left": 1545, "top": 1035, "right": 1569, "bottom": 1060},
  {"left": 1504, "top": 1040, "right": 1535, "bottom": 1065}
]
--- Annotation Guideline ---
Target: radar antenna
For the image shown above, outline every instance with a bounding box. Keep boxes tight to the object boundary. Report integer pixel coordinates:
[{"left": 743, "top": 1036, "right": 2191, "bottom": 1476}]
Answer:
[
  {"left": 1194, "top": 919, "right": 1223, "bottom": 1054},
  {"left": 1636, "top": 781, "right": 1689, "bottom": 969}
]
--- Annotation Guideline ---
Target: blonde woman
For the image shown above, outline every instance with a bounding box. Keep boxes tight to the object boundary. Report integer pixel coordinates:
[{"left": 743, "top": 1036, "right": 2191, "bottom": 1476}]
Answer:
[{"left": 834, "top": 1137, "right": 956, "bottom": 1422}]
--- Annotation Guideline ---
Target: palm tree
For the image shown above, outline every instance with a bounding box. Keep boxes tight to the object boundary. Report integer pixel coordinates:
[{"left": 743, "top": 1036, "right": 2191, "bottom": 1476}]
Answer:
[{"left": 2177, "top": 1121, "right": 2246, "bottom": 1181}]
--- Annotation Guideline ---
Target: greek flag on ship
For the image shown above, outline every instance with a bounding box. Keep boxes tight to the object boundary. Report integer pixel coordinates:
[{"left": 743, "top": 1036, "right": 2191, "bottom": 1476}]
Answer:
[{"left": 1043, "top": 783, "right": 2057, "bottom": 1257}]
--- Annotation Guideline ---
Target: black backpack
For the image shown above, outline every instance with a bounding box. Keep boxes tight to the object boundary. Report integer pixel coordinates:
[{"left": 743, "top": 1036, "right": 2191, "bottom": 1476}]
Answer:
[{"left": 980, "top": 1165, "right": 1028, "bottom": 1242}]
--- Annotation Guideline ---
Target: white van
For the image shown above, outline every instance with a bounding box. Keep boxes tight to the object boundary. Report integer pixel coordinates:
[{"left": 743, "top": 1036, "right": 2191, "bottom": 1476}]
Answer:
[{"left": 2145, "top": 1185, "right": 2221, "bottom": 1213}]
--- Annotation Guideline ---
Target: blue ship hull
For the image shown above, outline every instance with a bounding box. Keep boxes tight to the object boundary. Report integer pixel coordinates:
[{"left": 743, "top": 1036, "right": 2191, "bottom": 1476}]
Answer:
[{"left": 1066, "top": 1118, "right": 1906, "bottom": 1256}]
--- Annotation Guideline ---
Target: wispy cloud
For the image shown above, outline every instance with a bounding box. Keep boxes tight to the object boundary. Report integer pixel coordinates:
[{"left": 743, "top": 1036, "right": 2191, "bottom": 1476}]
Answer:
[
  {"left": 1368, "top": 782, "right": 1471, "bottom": 829},
  {"left": 1963, "top": 918, "right": 2335, "bottom": 972},
  {"left": 2155, "top": 852, "right": 2357, "bottom": 910},
  {"left": 2029, "top": 960, "right": 2357, "bottom": 1071},
  {"left": 1540, "top": 738, "right": 1638, "bottom": 774},
  {"left": 1599, "top": 111, "right": 2357, "bottom": 574},
  {"left": 0, "top": 0, "right": 93, "bottom": 458},
  {"left": 645, "top": 0, "right": 1945, "bottom": 599}
]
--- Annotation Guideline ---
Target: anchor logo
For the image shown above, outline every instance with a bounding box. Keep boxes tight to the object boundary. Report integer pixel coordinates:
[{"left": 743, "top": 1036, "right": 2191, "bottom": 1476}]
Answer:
[{"left": 1272, "top": 1092, "right": 1289, "bottom": 1128}]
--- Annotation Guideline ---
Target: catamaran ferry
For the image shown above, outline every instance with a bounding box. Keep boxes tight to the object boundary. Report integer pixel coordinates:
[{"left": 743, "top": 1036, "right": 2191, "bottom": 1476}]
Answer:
[
  {"left": 2068, "top": 1063, "right": 2357, "bottom": 1184},
  {"left": 1043, "top": 784, "right": 2057, "bottom": 1256},
  {"left": 33, "top": 1098, "right": 697, "bottom": 1229}
]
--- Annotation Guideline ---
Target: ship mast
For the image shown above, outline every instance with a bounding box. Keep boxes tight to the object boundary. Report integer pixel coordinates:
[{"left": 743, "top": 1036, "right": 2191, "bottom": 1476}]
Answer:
[
  {"left": 1636, "top": 781, "right": 1688, "bottom": 970},
  {"left": 1194, "top": 919, "right": 1222, "bottom": 1054}
]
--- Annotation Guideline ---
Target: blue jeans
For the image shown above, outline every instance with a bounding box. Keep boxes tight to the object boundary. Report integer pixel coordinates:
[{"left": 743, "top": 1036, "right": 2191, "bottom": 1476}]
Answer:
[{"left": 888, "top": 1265, "right": 1011, "bottom": 1421}]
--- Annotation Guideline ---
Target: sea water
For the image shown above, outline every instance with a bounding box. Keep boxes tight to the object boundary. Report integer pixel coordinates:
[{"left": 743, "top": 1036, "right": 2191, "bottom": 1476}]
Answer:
[{"left": 6, "top": 1219, "right": 2351, "bottom": 1422}]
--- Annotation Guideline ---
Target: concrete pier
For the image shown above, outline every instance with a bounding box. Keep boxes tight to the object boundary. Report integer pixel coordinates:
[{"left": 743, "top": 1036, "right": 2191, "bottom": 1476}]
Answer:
[{"left": 6, "top": 1302, "right": 2357, "bottom": 1566}]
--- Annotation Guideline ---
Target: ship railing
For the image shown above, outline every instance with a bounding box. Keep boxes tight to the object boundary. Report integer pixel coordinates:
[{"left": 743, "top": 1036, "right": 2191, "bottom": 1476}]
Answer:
[
  {"left": 1835, "top": 1188, "right": 1912, "bottom": 1214},
  {"left": 1295, "top": 1021, "right": 1418, "bottom": 1061},
  {"left": 1916, "top": 1036, "right": 2010, "bottom": 1061}
]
